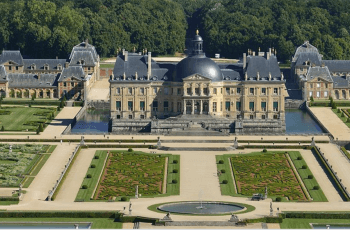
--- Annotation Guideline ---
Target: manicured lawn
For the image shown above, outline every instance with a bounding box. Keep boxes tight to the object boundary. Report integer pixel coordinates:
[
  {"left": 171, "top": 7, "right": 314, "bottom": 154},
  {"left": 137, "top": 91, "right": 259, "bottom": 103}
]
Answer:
[
  {"left": 280, "top": 218, "right": 350, "bottom": 229},
  {"left": 0, "top": 107, "right": 57, "bottom": 131},
  {"left": 22, "top": 176, "right": 35, "bottom": 188},
  {"left": 0, "top": 218, "right": 122, "bottom": 229},
  {"left": 0, "top": 201, "right": 19, "bottom": 205},
  {"left": 76, "top": 150, "right": 180, "bottom": 201},
  {"left": 30, "top": 154, "right": 51, "bottom": 176},
  {"left": 217, "top": 151, "right": 325, "bottom": 202},
  {"left": 46, "top": 145, "right": 57, "bottom": 153},
  {"left": 100, "top": 64, "right": 115, "bottom": 68},
  {"left": 288, "top": 152, "right": 327, "bottom": 202},
  {"left": 332, "top": 109, "right": 350, "bottom": 128}
]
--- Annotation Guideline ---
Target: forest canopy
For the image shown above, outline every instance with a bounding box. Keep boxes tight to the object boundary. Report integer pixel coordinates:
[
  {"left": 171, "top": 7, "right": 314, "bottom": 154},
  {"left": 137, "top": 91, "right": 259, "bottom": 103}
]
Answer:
[{"left": 0, "top": 0, "right": 350, "bottom": 62}]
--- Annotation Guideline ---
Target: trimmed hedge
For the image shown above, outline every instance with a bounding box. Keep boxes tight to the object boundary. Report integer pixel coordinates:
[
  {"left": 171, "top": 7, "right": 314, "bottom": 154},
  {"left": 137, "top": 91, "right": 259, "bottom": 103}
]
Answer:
[
  {"left": 0, "top": 211, "right": 118, "bottom": 218},
  {"left": 1, "top": 100, "right": 60, "bottom": 106},
  {"left": 0, "top": 197, "right": 19, "bottom": 201},
  {"left": 246, "top": 217, "right": 283, "bottom": 223},
  {"left": 241, "top": 145, "right": 311, "bottom": 149},
  {"left": 0, "top": 139, "right": 157, "bottom": 143},
  {"left": 340, "top": 147, "right": 350, "bottom": 161},
  {"left": 285, "top": 212, "right": 350, "bottom": 219},
  {"left": 81, "top": 145, "right": 153, "bottom": 149},
  {"left": 237, "top": 140, "right": 329, "bottom": 144}
]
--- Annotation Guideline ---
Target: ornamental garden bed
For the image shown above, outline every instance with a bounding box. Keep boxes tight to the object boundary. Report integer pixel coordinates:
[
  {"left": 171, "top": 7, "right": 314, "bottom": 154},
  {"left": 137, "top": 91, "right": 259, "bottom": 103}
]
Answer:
[
  {"left": 0, "top": 144, "right": 52, "bottom": 187},
  {"left": 76, "top": 150, "right": 180, "bottom": 202}
]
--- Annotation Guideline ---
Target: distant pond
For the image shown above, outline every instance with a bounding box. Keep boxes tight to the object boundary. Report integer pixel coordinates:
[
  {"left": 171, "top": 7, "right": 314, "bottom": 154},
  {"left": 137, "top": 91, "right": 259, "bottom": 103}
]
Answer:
[
  {"left": 70, "top": 108, "right": 109, "bottom": 134},
  {"left": 285, "top": 109, "right": 325, "bottom": 134}
]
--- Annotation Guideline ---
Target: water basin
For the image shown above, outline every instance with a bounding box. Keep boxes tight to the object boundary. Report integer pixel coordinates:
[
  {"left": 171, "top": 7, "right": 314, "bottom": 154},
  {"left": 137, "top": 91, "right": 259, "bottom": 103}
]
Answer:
[{"left": 285, "top": 109, "right": 325, "bottom": 134}]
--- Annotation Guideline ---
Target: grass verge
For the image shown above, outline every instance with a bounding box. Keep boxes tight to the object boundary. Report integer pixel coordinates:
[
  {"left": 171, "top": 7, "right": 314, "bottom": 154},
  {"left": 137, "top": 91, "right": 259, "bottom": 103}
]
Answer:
[
  {"left": 280, "top": 218, "right": 350, "bottom": 229},
  {"left": 46, "top": 145, "right": 57, "bottom": 153},
  {"left": 22, "top": 177, "right": 35, "bottom": 188},
  {"left": 332, "top": 109, "right": 350, "bottom": 128},
  {"left": 0, "top": 201, "right": 19, "bottom": 205},
  {"left": 30, "top": 154, "right": 51, "bottom": 176}
]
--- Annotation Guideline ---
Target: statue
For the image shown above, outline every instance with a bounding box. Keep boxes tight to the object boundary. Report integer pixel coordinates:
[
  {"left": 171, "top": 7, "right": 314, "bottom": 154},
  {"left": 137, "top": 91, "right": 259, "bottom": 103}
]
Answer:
[
  {"left": 80, "top": 136, "right": 85, "bottom": 146},
  {"left": 157, "top": 137, "right": 161, "bottom": 148},
  {"left": 129, "top": 201, "right": 132, "bottom": 215},
  {"left": 9, "top": 145, "right": 12, "bottom": 154},
  {"left": 233, "top": 137, "right": 238, "bottom": 149},
  {"left": 162, "top": 212, "right": 172, "bottom": 221},
  {"left": 270, "top": 202, "right": 273, "bottom": 216},
  {"left": 264, "top": 186, "right": 268, "bottom": 199},
  {"left": 229, "top": 214, "right": 239, "bottom": 223},
  {"left": 135, "top": 185, "right": 138, "bottom": 199},
  {"left": 311, "top": 136, "right": 316, "bottom": 147}
]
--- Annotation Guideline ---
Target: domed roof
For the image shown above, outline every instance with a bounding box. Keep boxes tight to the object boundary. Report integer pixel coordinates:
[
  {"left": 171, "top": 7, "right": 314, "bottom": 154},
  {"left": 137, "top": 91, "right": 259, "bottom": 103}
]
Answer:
[
  {"left": 193, "top": 35, "right": 203, "bottom": 41},
  {"left": 173, "top": 56, "right": 223, "bottom": 82}
]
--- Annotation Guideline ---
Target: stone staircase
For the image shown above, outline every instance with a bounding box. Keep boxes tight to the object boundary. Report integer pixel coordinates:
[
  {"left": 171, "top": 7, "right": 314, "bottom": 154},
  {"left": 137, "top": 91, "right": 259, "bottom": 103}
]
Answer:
[{"left": 167, "top": 122, "right": 228, "bottom": 136}]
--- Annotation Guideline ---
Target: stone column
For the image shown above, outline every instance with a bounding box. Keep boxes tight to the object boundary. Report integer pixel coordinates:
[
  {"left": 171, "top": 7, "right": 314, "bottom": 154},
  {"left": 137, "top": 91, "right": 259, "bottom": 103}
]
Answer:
[
  {"left": 191, "top": 84, "right": 195, "bottom": 96},
  {"left": 191, "top": 99, "right": 194, "bottom": 114},
  {"left": 14, "top": 90, "right": 17, "bottom": 98},
  {"left": 50, "top": 90, "right": 54, "bottom": 99},
  {"left": 200, "top": 100, "right": 203, "bottom": 114},
  {"left": 200, "top": 84, "right": 203, "bottom": 96},
  {"left": 183, "top": 100, "right": 186, "bottom": 115},
  {"left": 21, "top": 90, "right": 24, "bottom": 98}
]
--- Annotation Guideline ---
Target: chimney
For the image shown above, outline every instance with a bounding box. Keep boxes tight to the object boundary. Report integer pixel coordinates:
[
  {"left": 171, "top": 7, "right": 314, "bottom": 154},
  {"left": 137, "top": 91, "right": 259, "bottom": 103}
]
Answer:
[
  {"left": 252, "top": 51, "right": 255, "bottom": 56},
  {"left": 266, "top": 52, "right": 270, "bottom": 60},
  {"left": 65, "top": 62, "right": 69, "bottom": 68},
  {"left": 147, "top": 52, "right": 152, "bottom": 79},
  {"left": 269, "top": 72, "right": 272, "bottom": 81},
  {"left": 123, "top": 72, "right": 126, "bottom": 80},
  {"left": 124, "top": 51, "right": 128, "bottom": 62},
  {"left": 257, "top": 72, "right": 260, "bottom": 81},
  {"left": 135, "top": 72, "right": 138, "bottom": 80},
  {"left": 122, "top": 49, "right": 125, "bottom": 55},
  {"left": 243, "top": 53, "right": 246, "bottom": 69},
  {"left": 281, "top": 72, "right": 284, "bottom": 80}
]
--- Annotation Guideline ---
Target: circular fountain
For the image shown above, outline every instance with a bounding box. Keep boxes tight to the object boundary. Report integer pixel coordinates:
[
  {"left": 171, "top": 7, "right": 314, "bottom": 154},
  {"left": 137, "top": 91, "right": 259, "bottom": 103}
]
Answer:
[{"left": 157, "top": 202, "right": 245, "bottom": 215}]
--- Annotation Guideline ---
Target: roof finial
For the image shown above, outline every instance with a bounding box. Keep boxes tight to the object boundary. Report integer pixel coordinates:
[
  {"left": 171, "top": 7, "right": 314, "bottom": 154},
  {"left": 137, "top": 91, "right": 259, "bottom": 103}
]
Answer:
[
  {"left": 259, "top": 47, "right": 260, "bottom": 52},
  {"left": 133, "top": 47, "right": 136, "bottom": 53},
  {"left": 196, "top": 29, "right": 199, "bottom": 35}
]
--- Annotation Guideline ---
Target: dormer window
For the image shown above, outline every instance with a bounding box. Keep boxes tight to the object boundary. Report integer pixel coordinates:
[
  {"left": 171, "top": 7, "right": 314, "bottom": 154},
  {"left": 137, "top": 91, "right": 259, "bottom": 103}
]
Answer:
[
  {"left": 44, "top": 64, "right": 49, "bottom": 70},
  {"left": 57, "top": 64, "right": 62, "bottom": 70},
  {"left": 79, "top": 59, "right": 85, "bottom": 65},
  {"left": 31, "top": 64, "right": 36, "bottom": 70}
]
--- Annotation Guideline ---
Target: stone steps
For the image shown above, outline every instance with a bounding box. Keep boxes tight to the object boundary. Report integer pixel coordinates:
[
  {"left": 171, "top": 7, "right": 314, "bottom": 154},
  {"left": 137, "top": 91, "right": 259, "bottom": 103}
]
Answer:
[
  {"left": 163, "top": 221, "right": 237, "bottom": 226},
  {"left": 162, "top": 140, "right": 232, "bottom": 143},
  {"left": 159, "top": 147, "right": 231, "bottom": 151}
]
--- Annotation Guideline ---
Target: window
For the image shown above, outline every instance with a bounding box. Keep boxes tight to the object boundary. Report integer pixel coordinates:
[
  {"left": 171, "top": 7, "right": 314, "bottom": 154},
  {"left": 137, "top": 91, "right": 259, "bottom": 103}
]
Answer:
[
  {"left": 220, "top": 102, "right": 222, "bottom": 111},
  {"left": 140, "top": 115, "right": 145, "bottom": 119},
  {"left": 116, "top": 88, "right": 120, "bottom": 94},
  {"left": 236, "top": 101, "right": 241, "bottom": 111},
  {"left": 273, "top": 115, "right": 278, "bottom": 119},
  {"left": 116, "top": 101, "right": 121, "bottom": 111},
  {"left": 250, "top": 88, "right": 254, "bottom": 95},
  {"left": 221, "top": 88, "right": 223, "bottom": 94},
  {"left": 195, "top": 88, "right": 199, "bottom": 95},
  {"left": 249, "top": 102, "right": 254, "bottom": 111},
  {"left": 177, "top": 102, "right": 181, "bottom": 112},
  {"left": 324, "top": 91, "right": 328, "bottom": 97},
  {"left": 225, "top": 101, "right": 230, "bottom": 111},
  {"left": 71, "top": 82, "right": 74, "bottom": 87},
  {"left": 309, "top": 91, "right": 312, "bottom": 97},
  {"left": 262, "top": 115, "right": 266, "bottom": 119},
  {"left": 153, "top": 101, "right": 158, "bottom": 112},
  {"left": 153, "top": 88, "right": 157, "bottom": 94},
  {"left": 171, "top": 102, "right": 173, "bottom": 112},
  {"left": 250, "top": 115, "right": 254, "bottom": 119},
  {"left": 164, "top": 88, "right": 169, "bottom": 95},
  {"left": 140, "top": 88, "right": 144, "bottom": 95},
  {"left": 261, "top": 102, "right": 266, "bottom": 111},
  {"left": 316, "top": 91, "right": 320, "bottom": 98},
  {"left": 262, "top": 88, "right": 266, "bottom": 94},
  {"left": 128, "top": 87, "right": 132, "bottom": 94},
  {"left": 213, "top": 88, "right": 217, "bottom": 94},
  {"left": 88, "top": 67, "right": 91, "bottom": 71},
  {"left": 128, "top": 101, "right": 133, "bottom": 111},
  {"left": 164, "top": 101, "right": 169, "bottom": 112},
  {"left": 117, "top": 115, "right": 121, "bottom": 119},
  {"left": 16, "top": 66, "right": 18, "bottom": 71},
  {"left": 129, "top": 115, "right": 133, "bottom": 119},
  {"left": 310, "top": 83, "right": 313, "bottom": 88},
  {"left": 325, "top": 83, "right": 328, "bottom": 88},
  {"left": 317, "top": 83, "right": 320, "bottom": 88},
  {"left": 237, "top": 88, "right": 241, "bottom": 94},
  {"left": 177, "top": 88, "right": 181, "bottom": 95},
  {"left": 226, "top": 88, "right": 230, "bottom": 95},
  {"left": 140, "top": 101, "right": 145, "bottom": 111},
  {"left": 204, "top": 88, "right": 208, "bottom": 95},
  {"left": 63, "top": 82, "right": 67, "bottom": 87},
  {"left": 44, "top": 65, "right": 49, "bottom": 70},
  {"left": 187, "top": 88, "right": 191, "bottom": 95},
  {"left": 273, "top": 88, "right": 278, "bottom": 94},
  {"left": 273, "top": 102, "right": 278, "bottom": 111},
  {"left": 213, "top": 102, "right": 217, "bottom": 112},
  {"left": 9, "top": 66, "right": 12, "bottom": 71}
]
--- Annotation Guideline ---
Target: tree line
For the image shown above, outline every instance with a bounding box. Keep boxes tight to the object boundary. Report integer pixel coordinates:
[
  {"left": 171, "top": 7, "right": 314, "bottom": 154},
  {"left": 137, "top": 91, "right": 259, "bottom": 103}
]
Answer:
[{"left": 1, "top": 0, "right": 350, "bottom": 62}]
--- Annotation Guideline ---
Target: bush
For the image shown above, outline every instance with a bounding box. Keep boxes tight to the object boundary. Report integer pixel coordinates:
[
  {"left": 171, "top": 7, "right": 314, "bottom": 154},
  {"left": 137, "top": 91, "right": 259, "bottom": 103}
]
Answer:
[
  {"left": 218, "top": 160, "right": 224, "bottom": 164},
  {"left": 1, "top": 126, "right": 4, "bottom": 131},
  {"left": 222, "top": 180, "right": 228, "bottom": 184},
  {"left": 297, "top": 156, "right": 303, "bottom": 160},
  {"left": 91, "top": 164, "right": 96, "bottom": 168},
  {"left": 128, "top": 148, "right": 133, "bottom": 152},
  {"left": 301, "top": 165, "right": 308, "bottom": 169},
  {"left": 262, "top": 148, "right": 268, "bottom": 153},
  {"left": 121, "top": 197, "right": 127, "bottom": 201},
  {"left": 221, "top": 169, "right": 226, "bottom": 173},
  {"left": 308, "top": 175, "right": 314, "bottom": 179},
  {"left": 94, "top": 155, "right": 99, "bottom": 159},
  {"left": 173, "top": 159, "right": 178, "bottom": 164},
  {"left": 275, "top": 197, "right": 282, "bottom": 202},
  {"left": 341, "top": 112, "right": 345, "bottom": 117},
  {"left": 86, "top": 174, "right": 92, "bottom": 178},
  {"left": 338, "top": 108, "right": 341, "bottom": 113},
  {"left": 172, "top": 179, "right": 178, "bottom": 184},
  {"left": 82, "top": 185, "right": 88, "bottom": 189},
  {"left": 0, "top": 211, "right": 117, "bottom": 218},
  {"left": 39, "top": 123, "right": 43, "bottom": 132},
  {"left": 310, "top": 96, "right": 314, "bottom": 102},
  {"left": 332, "top": 102, "right": 337, "bottom": 109},
  {"left": 313, "top": 185, "right": 320, "bottom": 190},
  {"left": 57, "top": 106, "right": 61, "bottom": 111},
  {"left": 28, "top": 103, "right": 32, "bottom": 107},
  {"left": 172, "top": 169, "right": 178, "bottom": 173}
]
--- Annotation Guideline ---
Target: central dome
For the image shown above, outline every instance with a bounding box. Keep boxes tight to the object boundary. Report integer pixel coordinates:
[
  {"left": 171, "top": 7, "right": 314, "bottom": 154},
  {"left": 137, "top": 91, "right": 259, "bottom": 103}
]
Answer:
[{"left": 173, "top": 56, "right": 223, "bottom": 82}]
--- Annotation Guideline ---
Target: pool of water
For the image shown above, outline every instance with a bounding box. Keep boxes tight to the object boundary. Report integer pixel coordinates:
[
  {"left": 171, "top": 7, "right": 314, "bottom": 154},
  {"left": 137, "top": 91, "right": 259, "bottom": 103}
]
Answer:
[
  {"left": 312, "top": 224, "right": 350, "bottom": 229},
  {"left": 70, "top": 109, "right": 109, "bottom": 134},
  {"left": 285, "top": 109, "right": 325, "bottom": 134},
  {"left": 157, "top": 202, "right": 244, "bottom": 214},
  {"left": 0, "top": 223, "right": 91, "bottom": 229}
]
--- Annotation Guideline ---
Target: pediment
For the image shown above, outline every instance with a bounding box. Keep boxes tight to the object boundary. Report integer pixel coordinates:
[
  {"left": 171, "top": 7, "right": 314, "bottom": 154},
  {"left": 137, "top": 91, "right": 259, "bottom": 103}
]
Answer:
[
  {"left": 183, "top": 74, "right": 211, "bottom": 81},
  {"left": 309, "top": 76, "right": 332, "bottom": 83}
]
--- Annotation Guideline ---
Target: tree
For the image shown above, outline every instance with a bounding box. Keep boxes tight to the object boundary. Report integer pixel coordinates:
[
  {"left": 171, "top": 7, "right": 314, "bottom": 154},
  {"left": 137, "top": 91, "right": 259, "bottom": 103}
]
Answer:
[
  {"left": 39, "top": 123, "right": 43, "bottom": 132},
  {"left": 1, "top": 126, "right": 4, "bottom": 131},
  {"left": 310, "top": 96, "right": 314, "bottom": 102}
]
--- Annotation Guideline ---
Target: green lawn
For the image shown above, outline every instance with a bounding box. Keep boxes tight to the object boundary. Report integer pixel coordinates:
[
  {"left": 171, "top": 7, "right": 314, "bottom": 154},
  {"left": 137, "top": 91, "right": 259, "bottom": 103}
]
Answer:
[
  {"left": 0, "top": 201, "right": 19, "bottom": 205},
  {"left": 288, "top": 152, "right": 327, "bottom": 202},
  {"left": 332, "top": 109, "right": 350, "bottom": 128},
  {"left": 0, "top": 107, "right": 57, "bottom": 131},
  {"left": 22, "top": 176, "right": 35, "bottom": 188},
  {"left": 216, "top": 151, "right": 326, "bottom": 202},
  {"left": 46, "top": 145, "right": 57, "bottom": 153},
  {"left": 30, "top": 154, "right": 51, "bottom": 176},
  {"left": 100, "top": 64, "right": 115, "bottom": 68},
  {"left": 0, "top": 218, "right": 122, "bottom": 229},
  {"left": 281, "top": 218, "right": 350, "bottom": 229},
  {"left": 75, "top": 150, "right": 180, "bottom": 201}
]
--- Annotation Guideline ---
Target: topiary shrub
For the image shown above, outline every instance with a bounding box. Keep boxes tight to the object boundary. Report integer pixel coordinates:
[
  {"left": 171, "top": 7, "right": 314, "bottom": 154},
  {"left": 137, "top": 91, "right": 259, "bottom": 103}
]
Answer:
[
  {"left": 218, "top": 160, "right": 224, "bottom": 164},
  {"left": 121, "top": 197, "right": 127, "bottom": 201},
  {"left": 341, "top": 112, "right": 345, "bottom": 117},
  {"left": 94, "top": 155, "right": 99, "bottom": 159},
  {"left": 302, "top": 165, "right": 308, "bottom": 169},
  {"left": 91, "top": 164, "right": 96, "bottom": 168},
  {"left": 82, "top": 185, "right": 88, "bottom": 189},
  {"left": 313, "top": 185, "right": 320, "bottom": 190},
  {"left": 172, "top": 169, "right": 178, "bottom": 173},
  {"left": 128, "top": 148, "right": 133, "bottom": 152},
  {"left": 222, "top": 180, "right": 228, "bottom": 184},
  {"left": 308, "top": 175, "right": 314, "bottom": 179},
  {"left": 1, "top": 126, "right": 4, "bottom": 131},
  {"left": 310, "top": 96, "right": 314, "bottom": 102},
  {"left": 221, "top": 169, "right": 226, "bottom": 173},
  {"left": 173, "top": 159, "right": 178, "bottom": 164},
  {"left": 172, "top": 179, "right": 178, "bottom": 184},
  {"left": 297, "top": 156, "right": 303, "bottom": 160},
  {"left": 86, "top": 174, "right": 92, "bottom": 178},
  {"left": 338, "top": 108, "right": 341, "bottom": 113},
  {"left": 276, "top": 197, "right": 282, "bottom": 202},
  {"left": 262, "top": 149, "right": 268, "bottom": 153}
]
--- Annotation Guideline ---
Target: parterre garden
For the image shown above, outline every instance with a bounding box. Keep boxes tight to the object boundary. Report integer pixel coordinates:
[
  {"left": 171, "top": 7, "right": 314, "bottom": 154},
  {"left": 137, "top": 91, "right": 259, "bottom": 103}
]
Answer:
[
  {"left": 76, "top": 150, "right": 180, "bottom": 202},
  {"left": 0, "top": 144, "right": 55, "bottom": 187}
]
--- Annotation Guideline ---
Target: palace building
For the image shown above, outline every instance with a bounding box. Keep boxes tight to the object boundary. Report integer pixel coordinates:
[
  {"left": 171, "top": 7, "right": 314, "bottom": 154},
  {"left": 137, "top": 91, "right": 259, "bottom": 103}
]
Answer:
[
  {"left": 109, "top": 31, "right": 287, "bottom": 134},
  {"left": 292, "top": 41, "right": 350, "bottom": 101},
  {"left": 0, "top": 41, "right": 100, "bottom": 100}
]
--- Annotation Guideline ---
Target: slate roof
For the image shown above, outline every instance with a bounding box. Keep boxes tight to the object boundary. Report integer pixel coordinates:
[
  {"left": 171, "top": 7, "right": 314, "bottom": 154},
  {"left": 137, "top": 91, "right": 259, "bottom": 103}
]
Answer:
[
  {"left": 69, "top": 51, "right": 96, "bottom": 66},
  {"left": 112, "top": 53, "right": 169, "bottom": 81},
  {"left": 0, "top": 65, "right": 8, "bottom": 82},
  {"left": 332, "top": 76, "right": 349, "bottom": 88},
  {"left": 293, "top": 41, "right": 322, "bottom": 63},
  {"left": 295, "top": 52, "right": 322, "bottom": 67},
  {"left": 8, "top": 73, "right": 58, "bottom": 88},
  {"left": 305, "top": 66, "right": 333, "bottom": 82},
  {"left": 323, "top": 60, "right": 350, "bottom": 73},
  {"left": 245, "top": 55, "right": 283, "bottom": 81},
  {"left": 58, "top": 66, "right": 85, "bottom": 82},
  {"left": 0, "top": 51, "right": 24, "bottom": 66},
  {"left": 70, "top": 41, "right": 98, "bottom": 62},
  {"left": 23, "top": 59, "right": 67, "bottom": 71}
]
